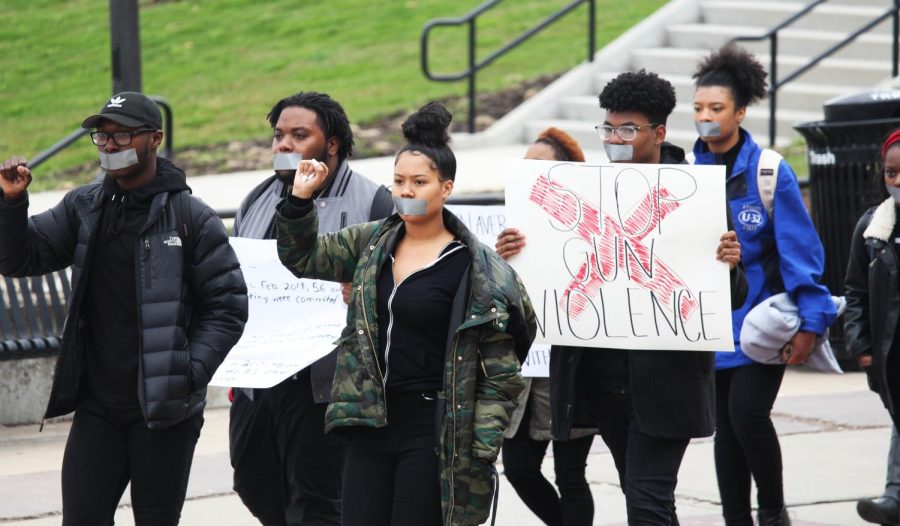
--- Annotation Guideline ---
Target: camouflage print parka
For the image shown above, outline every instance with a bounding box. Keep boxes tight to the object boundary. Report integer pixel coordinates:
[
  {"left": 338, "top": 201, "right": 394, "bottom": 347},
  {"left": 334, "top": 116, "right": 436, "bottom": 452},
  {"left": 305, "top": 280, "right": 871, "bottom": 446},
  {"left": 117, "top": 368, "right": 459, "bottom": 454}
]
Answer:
[{"left": 276, "top": 201, "right": 536, "bottom": 525}]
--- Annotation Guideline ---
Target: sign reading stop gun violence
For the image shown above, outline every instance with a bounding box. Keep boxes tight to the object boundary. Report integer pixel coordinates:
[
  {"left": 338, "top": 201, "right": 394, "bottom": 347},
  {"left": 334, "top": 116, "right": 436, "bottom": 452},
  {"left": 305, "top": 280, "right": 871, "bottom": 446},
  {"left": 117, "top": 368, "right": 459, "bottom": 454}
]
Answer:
[
  {"left": 505, "top": 159, "right": 733, "bottom": 352},
  {"left": 209, "top": 237, "right": 347, "bottom": 389}
]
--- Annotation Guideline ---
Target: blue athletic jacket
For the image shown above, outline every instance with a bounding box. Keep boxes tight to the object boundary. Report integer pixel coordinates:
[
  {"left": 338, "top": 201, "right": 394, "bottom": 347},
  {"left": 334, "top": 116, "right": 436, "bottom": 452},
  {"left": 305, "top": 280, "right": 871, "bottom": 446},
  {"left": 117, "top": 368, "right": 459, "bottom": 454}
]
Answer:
[{"left": 693, "top": 130, "right": 836, "bottom": 369}]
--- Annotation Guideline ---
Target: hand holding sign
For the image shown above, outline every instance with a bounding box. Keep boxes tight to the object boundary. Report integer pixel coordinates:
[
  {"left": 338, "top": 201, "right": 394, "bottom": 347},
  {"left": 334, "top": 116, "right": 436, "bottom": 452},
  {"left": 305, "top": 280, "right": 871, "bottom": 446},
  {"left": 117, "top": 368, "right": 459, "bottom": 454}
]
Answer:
[{"left": 495, "top": 227, "right": 526, "bottom": 260}]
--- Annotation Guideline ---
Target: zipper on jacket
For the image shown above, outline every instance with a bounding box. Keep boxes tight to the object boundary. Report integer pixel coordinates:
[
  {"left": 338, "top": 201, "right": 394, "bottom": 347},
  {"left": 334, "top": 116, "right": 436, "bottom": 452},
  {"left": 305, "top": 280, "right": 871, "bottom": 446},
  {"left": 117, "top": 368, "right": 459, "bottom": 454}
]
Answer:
[
  {"left": 360, "top": 282, "right": 384, "bottom": 384},
  {"left": 447, "top": 331, "right": 461, "bottom": 520},
  {"left": 382, "top": 242, "right": 466, "bottom": 385},
  {"left": 142, "top": 239, "right": 151, "bottom": 289}
]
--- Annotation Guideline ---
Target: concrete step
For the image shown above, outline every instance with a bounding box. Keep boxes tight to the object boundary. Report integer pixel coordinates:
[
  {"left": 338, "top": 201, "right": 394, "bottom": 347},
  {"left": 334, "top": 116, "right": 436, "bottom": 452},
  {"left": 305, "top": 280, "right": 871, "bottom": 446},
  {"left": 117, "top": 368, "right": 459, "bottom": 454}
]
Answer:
[
  {"left": 630, "top": 47, "right": 892, "bottom": 87},
  {"left": 592, "top": 72, "right": 859, "bottom": 113},
  {"left": 735, "top": 0, "right": 891, "bottom": 6},
  {"left": 701, "top": 1, "right": 892, "bottom": 35},
  {"left": 668, "top": 24, "right": 896, "bottom": 62}
]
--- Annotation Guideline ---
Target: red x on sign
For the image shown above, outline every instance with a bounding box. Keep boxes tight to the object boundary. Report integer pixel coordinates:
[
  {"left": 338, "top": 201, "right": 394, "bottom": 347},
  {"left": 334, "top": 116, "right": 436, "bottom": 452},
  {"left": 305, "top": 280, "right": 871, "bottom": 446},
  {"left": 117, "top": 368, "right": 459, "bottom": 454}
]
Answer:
[{"left": 528, "top": 174, "right": 699, "bottom": 323}]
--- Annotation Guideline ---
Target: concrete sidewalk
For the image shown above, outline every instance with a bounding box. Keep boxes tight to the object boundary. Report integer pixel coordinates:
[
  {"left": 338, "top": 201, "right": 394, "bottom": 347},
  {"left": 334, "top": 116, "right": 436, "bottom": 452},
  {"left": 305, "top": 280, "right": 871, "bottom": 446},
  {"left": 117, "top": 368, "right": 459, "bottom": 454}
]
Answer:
[{"left": 0, "top": 368, "right": 891, "bottom": 525}]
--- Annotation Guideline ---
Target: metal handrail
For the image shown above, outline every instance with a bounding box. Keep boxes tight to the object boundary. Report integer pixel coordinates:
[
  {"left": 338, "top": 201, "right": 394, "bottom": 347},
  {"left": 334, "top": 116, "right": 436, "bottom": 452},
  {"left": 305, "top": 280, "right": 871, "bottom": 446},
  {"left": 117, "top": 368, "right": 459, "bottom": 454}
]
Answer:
[
  {"left": 28, "top": 96, "right": 175, "bottom": 170},
  {"left": 733, "top": 0, "right": 900, "bottom": 147},
  {"left": 421, "top": 0, "right": 595, "bottom": 133}
]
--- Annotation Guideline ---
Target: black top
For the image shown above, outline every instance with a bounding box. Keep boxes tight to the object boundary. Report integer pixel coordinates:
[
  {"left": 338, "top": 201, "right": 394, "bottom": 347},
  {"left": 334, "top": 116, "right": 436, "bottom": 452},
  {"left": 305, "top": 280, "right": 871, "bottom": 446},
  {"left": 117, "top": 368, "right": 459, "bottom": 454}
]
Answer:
[
  {"left": 715, "top": 129, "right": 746, "bottom": 178},
  {"left": 376, "top": 238, "right": 470, "bottom": 393}
]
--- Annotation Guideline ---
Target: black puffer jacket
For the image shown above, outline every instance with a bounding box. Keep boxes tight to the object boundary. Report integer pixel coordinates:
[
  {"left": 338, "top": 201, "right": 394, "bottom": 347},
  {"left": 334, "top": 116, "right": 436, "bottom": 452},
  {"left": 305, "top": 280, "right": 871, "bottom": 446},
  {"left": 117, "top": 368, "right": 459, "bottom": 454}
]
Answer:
[
  {"left": 0, "top": 158, "right": 248, "bottom": 428},
  {"left": 844, "top": 198, "right": 900, "bottom": 420}
]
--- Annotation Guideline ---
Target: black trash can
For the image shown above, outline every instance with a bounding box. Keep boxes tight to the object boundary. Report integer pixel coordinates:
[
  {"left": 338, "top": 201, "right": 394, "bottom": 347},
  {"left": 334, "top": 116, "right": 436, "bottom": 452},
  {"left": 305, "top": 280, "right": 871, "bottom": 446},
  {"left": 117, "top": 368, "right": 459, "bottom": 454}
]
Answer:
[{"left": 795, "top": 90, "right": 900, "bottom": 360}]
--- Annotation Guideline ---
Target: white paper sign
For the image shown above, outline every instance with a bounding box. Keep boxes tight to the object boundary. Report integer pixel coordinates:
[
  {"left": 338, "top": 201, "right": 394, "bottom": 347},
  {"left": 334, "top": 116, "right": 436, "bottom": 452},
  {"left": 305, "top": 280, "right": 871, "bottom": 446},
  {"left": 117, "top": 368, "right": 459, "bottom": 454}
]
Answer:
[
  {"left": 521, "top": 344, "right": 550, "bottom": 377},
  {"left": 209, "top": 238, "right": 347, "bottom": 388},
  {"left": 505, "top": 159, "right": 733, "bottom": 352},
  {"left": 446, "top": 204, "right": 506, "bottom": 248}
]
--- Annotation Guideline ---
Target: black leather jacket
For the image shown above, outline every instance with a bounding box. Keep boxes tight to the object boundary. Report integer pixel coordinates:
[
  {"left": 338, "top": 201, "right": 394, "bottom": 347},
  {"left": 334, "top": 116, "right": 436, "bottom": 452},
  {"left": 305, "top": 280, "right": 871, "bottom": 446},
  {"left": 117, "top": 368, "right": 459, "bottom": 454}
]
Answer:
[
  {"left": 0, "top": 160, "right": 248, "bottom": 428},
  {"left": 844, "top": 199, "right": 900, "bottom": 418}
]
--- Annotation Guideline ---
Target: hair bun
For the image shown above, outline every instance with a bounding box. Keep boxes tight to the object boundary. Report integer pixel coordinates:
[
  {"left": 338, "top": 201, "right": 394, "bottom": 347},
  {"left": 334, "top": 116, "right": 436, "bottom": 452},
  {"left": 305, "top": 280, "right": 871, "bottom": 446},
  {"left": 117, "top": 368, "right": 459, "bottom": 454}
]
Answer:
[{"left": 402, "top": 101, "right": 452, "bottom": 148}]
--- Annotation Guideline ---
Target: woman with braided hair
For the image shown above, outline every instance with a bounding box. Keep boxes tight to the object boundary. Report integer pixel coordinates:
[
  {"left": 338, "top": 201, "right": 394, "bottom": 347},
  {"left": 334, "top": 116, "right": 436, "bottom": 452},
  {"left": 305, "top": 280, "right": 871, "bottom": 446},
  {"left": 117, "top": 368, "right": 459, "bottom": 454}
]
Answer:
[{"left": 692, "top": 44, "right": 837, "bottom": 526}]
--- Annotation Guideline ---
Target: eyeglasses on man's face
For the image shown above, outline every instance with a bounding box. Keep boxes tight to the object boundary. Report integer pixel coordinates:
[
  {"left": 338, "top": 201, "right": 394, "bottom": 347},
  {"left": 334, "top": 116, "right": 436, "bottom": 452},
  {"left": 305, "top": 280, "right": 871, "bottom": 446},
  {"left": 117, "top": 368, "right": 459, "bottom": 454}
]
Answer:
[
  {"left": 594, "top": 123, "right": 660, "bottom": 142},
  {"left": 90, "top": 129, "right": 155, "bottom": 147}
]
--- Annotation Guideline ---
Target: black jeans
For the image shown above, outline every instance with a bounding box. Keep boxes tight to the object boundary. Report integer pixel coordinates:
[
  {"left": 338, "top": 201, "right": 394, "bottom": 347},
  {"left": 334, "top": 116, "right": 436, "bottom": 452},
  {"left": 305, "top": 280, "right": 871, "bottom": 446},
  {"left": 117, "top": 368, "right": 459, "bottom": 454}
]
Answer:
[
  {"left": 61, "top": 398, "right": 203, "bottom": 526},
  {"left": 342, "top": 391, "right": 443, "bottom": 526},
  {"left": 588, "top": 393, "right": 689, "bottom": 526},
  {"left": 229, "top": 369, "right": 347, "bottom": 526},
  {"left": 714, "top": 363, "right": 786, "bottom": 526},
  {"left": 501, "top": 405, "right": 595, "bottom": 526}
]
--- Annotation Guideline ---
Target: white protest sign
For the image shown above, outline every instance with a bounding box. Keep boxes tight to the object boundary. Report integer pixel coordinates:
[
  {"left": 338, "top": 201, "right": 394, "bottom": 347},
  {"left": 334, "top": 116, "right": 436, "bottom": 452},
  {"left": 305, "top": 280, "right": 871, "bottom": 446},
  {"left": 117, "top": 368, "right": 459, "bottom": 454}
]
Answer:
[
  {"left": 521, "top": 344, "right": 550, "bottom": 377},
  {"left": 209, "top": 238, "right": 347, "bottom": 388},
  {"left": 448, "top": 203, "right": 551, "bottom": 375},
  {"left": 446, "top": 204, "right": 506, "bottom": 248},
  {"left": 505, "top": 159, "right": 733, "bottom": 352}
]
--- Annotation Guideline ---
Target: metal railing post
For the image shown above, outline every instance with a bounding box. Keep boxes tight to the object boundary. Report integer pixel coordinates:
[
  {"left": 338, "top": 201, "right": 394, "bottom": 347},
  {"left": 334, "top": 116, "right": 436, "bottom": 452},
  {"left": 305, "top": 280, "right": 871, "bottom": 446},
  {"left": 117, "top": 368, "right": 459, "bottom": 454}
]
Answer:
[
  {"left": 769, "top": 34, "right": 778, "bottom": 148},
  {"left": 420, "top": 0, "right": 594, "bottom": 134},
  {"left": 588, "top": 0, "right": 596, "bottom": 62},
  {"left": 893, "top": 0, "right": 899, "bottom": 77},
  {"left": 109, "top": 0, "right": 142, "bottom": 94},
  {"left": 468, "top": 19, "right": 477, "bottom": 134}
]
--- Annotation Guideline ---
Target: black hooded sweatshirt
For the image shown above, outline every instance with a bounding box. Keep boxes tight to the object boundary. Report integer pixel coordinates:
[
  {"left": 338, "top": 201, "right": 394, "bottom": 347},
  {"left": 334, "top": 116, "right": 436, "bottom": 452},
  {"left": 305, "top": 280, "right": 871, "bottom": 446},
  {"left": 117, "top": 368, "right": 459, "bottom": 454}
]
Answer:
[{"left": 82, "top": 158, "right": 190, "bottom": 418}]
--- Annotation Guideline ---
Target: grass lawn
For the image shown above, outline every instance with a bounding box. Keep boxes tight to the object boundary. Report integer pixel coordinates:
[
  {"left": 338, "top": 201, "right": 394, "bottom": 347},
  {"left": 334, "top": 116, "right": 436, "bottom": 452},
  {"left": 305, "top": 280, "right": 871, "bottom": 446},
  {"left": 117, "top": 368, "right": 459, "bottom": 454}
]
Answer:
[{"left": 0, "top": 0, "right": 666, "bottom": 191}]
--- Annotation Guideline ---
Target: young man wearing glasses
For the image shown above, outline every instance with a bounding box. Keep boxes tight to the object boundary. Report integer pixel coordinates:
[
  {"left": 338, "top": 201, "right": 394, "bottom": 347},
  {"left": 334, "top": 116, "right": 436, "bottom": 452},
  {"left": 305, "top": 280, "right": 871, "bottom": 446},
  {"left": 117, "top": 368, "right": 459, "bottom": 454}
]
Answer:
[
  {"left": 554, "top": 70, "right": 745, "bottom": 525},
  {"left": 497, "top": 70, "right": 746, "bottom": 525},
  {"left": 0, "top": 91, "right": 248, "bottom": 525}
]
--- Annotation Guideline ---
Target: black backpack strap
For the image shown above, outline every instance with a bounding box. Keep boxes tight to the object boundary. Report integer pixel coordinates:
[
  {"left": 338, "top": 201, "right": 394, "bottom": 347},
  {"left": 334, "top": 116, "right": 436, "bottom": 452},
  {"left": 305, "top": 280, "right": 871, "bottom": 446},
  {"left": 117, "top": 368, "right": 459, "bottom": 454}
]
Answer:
[
  {"left": 369, "top": 185, "right": 394, "bottom": 221},
  {"left": 176, "top": 190, "right": 194, "bottom": 278}
]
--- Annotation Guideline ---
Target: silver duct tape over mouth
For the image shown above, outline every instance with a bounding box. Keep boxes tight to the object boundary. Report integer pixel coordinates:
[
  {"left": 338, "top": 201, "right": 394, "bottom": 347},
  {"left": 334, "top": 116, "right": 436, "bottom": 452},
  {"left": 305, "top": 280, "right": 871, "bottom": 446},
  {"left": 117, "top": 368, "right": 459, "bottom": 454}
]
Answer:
[
  {"left": 393, "top": 197, "right": 428, "bottom": 216},
  {"left": 99, "top": 149, "right": 139, "bottom": 171},
  {"left": 887, "top": 185, "right": 900, "bottom": 204},
  {"left": 604, "top": 143, "right": 633, "bottom": 162},
  {"left": 273, "top": 153, "right": 302, "bottom": 172},
  {"left": 695, "top": 121, "right": 722, "bottom": 138}
]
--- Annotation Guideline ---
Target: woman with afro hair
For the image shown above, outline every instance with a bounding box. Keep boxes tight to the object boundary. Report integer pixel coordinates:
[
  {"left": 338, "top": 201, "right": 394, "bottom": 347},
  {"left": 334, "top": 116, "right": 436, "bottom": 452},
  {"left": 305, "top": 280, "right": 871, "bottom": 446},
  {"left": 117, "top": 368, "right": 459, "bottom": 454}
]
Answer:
[{"left": 692, "top": 44, "right": 836, "bottom": 526}]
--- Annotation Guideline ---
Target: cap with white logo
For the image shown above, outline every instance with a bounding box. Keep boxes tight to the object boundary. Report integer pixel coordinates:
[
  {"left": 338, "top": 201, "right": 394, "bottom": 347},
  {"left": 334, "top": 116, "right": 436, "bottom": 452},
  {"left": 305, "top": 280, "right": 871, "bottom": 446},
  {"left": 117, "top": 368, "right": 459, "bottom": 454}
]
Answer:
[{"left": 81, "top": 91, "right": 163, "bottom": 130}]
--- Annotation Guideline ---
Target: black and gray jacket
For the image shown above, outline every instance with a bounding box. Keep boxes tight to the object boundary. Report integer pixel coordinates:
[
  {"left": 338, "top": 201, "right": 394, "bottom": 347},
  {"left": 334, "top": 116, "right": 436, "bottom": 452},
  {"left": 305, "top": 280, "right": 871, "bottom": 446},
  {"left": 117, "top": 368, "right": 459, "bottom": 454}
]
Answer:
[
  {"left": 844, "top": 198, "right": 900, "bottom": 420},
  {"left": 0, "top": 158, "right": 248, "bottom": 428}
]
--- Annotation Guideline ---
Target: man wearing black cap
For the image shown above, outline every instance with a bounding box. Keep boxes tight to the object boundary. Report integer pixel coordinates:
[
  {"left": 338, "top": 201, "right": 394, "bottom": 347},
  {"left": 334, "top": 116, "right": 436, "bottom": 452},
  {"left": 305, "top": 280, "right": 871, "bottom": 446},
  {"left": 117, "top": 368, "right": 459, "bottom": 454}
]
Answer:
[{"left": 0, "top": 91, "right": 248, "bottom": 525}]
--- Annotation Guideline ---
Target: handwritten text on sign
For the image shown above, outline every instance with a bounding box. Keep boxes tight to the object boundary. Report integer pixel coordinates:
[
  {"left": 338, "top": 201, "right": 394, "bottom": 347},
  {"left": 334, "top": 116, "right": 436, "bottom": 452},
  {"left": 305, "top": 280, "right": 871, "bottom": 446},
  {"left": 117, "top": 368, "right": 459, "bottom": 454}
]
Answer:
[
  {"left": 446, "top": 204, "right": 506, "bottom": 248},
  {"left": 449, "top": 203, "right": 552, "bottom": 374},
  {"left": 209, "top": 238, "right": 347, "bottom": 388},
  {"left": 505, "top": 160, "right": 732, "bottom": 352}
]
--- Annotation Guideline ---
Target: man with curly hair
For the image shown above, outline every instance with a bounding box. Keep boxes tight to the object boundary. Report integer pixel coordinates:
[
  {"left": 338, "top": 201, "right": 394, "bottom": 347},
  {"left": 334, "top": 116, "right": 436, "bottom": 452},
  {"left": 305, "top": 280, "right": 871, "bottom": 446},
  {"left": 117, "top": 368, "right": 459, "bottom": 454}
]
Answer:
[
  {"left": 228, "top": 92, "right": 393, "bottom": 526},
  {"left": 547, "top": 70, "right": 747, "bottom": 525}
]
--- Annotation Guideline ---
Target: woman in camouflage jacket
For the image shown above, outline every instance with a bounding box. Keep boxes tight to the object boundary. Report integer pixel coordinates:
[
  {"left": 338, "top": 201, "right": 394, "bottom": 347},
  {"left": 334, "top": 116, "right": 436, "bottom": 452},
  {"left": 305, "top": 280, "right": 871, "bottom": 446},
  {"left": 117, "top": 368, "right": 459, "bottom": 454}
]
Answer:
[{"left": 276, "top": 102, "right": 537, "bottom": 525}]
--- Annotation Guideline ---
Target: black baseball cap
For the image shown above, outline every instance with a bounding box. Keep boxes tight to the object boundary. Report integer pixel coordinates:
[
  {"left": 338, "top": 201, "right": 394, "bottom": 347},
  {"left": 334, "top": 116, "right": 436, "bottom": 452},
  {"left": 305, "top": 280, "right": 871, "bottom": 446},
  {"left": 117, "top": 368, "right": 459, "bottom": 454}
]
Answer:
[{"left": 81, "top": 91, "right": 163, "bottom": 130}]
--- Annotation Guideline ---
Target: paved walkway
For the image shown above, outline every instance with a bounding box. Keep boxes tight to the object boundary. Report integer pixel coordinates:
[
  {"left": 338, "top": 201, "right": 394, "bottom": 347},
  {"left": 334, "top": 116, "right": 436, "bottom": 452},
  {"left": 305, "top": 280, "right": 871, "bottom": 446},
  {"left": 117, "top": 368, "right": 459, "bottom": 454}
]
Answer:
[{"left": 0, "top": 368, "right": 892, "bottom": 525}]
